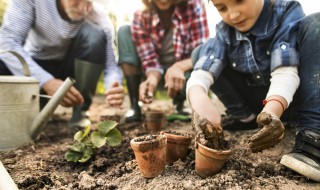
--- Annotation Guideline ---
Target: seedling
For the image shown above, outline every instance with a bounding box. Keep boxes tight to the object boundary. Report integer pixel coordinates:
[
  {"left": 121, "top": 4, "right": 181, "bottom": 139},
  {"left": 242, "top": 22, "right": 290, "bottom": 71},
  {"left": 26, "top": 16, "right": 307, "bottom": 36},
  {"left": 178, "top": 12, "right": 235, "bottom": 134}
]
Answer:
[{"left": 65, "top": 121, "right": 122, "bottom": 163}]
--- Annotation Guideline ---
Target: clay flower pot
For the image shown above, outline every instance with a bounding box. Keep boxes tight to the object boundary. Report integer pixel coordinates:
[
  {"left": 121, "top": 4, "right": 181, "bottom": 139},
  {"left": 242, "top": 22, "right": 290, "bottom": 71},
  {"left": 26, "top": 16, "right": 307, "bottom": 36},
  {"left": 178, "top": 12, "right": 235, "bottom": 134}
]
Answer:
[
  {"left": 144, "top": 110, "right": 166, "bottom": 132},
  {"left": 130, "top": 134, "right": 167, "bottom": 178},
  {"left": 195, "top": 141, "right": 232, "bottom": 178},
  {"left": 162, "top": 131, "right": 192, "bottom": 165}
]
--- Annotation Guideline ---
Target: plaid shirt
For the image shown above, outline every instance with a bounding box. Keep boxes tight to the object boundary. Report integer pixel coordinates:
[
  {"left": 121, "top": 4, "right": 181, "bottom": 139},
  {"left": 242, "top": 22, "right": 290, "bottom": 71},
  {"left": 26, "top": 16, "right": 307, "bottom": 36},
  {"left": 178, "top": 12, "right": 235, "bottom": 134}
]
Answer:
[{"left": 131, "top": 0, "right": 209, "bottom": 73}]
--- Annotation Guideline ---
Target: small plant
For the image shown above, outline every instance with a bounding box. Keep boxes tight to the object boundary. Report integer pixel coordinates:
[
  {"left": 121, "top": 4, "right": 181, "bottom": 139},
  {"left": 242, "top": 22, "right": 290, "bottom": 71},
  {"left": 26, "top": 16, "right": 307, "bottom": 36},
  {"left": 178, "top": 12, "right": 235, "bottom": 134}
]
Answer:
[{"left": 65, "top": 121, "right": 122, "bottom": 163}]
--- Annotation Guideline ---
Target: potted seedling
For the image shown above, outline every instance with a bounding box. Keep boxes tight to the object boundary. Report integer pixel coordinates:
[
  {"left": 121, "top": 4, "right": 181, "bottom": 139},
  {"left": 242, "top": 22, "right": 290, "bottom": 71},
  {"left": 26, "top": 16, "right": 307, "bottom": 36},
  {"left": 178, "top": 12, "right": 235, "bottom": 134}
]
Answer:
[
  {"left": 65, "top": 120, "right": 122, "bottom": 163},
  {"left": 161, "top": 130, "right": 192, "bottom": 165},
  {"left": 192, "top": 113, "right": 232, "bottom": 178},
  {"left": 130, "top": 133, "right": 167, "bottom": 178}
]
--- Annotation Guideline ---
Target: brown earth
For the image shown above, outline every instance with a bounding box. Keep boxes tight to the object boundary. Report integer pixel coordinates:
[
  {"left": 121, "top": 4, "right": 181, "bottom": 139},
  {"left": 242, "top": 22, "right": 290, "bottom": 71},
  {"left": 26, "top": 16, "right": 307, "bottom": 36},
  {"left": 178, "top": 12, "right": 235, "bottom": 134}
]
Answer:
[{"left": 1, "top": 95, "right": 320, "bottom": 190}]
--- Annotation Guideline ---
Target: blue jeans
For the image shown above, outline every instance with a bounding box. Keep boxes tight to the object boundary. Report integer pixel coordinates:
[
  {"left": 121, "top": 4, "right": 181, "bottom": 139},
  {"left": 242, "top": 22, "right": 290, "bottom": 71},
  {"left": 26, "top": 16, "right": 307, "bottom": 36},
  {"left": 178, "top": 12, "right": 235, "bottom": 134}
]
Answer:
[
  {"left": 0, "top": 23, "right": 106, "bottom": 109},
  {"left": 0, "top": 23, "right": 106, "bottom": 79},
  {"left": 192, "top": 13, "right": 320, "bottom": 131}
]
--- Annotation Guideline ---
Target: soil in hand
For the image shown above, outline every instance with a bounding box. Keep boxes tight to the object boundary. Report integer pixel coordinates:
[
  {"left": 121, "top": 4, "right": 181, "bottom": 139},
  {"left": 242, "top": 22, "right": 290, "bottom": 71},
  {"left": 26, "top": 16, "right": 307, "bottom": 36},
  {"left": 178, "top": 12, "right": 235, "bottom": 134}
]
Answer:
[{"left": 192, "top": 112, "right": 229, "bottom": 150}]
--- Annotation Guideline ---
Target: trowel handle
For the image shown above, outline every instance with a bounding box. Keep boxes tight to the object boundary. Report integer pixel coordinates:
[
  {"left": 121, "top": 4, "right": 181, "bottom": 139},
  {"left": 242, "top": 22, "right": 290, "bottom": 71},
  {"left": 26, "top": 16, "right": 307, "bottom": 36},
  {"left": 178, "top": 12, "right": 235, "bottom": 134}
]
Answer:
[{"left": 30, "top": 77, "right": 76, "bottom": 138}]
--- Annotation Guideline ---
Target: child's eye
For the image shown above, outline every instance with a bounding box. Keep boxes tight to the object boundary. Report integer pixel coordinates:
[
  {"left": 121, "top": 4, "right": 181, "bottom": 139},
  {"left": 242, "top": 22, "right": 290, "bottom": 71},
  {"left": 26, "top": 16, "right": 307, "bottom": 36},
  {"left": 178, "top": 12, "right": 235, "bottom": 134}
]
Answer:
[
  {"left": 216, "top": 6, "right": 227, "bottom": 12},
  {"left": 235, "top": 0, "right": 244, "bottom": 4}
]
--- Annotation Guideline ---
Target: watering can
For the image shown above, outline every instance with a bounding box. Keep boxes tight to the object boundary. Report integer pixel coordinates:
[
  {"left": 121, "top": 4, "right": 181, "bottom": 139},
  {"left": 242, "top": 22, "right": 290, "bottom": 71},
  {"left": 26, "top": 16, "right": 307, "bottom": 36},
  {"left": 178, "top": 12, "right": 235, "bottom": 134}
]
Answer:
[{"left": 0, "top": 51, "right": 75, "bottom": 151}]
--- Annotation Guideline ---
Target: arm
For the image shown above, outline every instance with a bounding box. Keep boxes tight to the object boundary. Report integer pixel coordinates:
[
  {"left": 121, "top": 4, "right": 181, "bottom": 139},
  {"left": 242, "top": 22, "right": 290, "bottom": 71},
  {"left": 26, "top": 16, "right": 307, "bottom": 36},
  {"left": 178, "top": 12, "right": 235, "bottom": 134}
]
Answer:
[
  {"left": 90, "top": 6, "right": 124, "bottom": 106},
  {"left": 131, "top": 10, "right": 163, "bottom": 102},
  {"left": 131, "top": 11, "right": 163, "bottom": 75},
  {"left": 187, "top": 69, "right": 224, "bottom": 148},
  {"left": 187, "top": 69, "right": 220, "bottom": 126},
  {"left": 0, "top": 0, "right": 83, "bottom": 107},
  {"left": 165, "top": 0, "right": 210, "bottom": 97},
  {"left": 0, "top": 0, "right": 54, "bottom": 87},
  {"left": 248, "top": 1, "right": 304, "bottom": 152},
  {"left": 249, "top": 66, "right": 300, "bottom": 152}
]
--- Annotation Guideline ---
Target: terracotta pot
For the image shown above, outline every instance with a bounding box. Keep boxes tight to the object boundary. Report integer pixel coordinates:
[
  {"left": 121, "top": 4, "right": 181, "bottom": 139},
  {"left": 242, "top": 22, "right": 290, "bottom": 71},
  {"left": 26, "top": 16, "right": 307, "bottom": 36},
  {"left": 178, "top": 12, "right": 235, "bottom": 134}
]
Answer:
[
  {"left": 162, "top": 131, "right": 192, "bottom": 165},
  {"left": 195, "top": 141, "right": 232, "bottom": 178},
  {"left": 130, "top": 134, "right": 167, "bottom": 178},
  {"left": 144, "top": 110, "right": 166, "bottom": 132}
]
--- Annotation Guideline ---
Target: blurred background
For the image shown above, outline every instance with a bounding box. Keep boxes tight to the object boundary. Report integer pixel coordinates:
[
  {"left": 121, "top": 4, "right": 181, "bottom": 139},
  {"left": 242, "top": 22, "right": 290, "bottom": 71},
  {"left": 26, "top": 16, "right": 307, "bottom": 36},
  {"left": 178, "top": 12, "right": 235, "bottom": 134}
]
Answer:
[{"left": 0, "top": 0, "right": 318, "bottom": 95}]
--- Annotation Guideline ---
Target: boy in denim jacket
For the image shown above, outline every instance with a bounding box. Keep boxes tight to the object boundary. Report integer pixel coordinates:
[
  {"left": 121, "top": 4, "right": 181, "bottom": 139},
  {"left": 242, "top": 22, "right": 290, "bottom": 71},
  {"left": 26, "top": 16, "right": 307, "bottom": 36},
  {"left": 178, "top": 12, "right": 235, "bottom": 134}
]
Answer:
[{"left": 187, "top": 0, "right": 320, "bottom": 182}]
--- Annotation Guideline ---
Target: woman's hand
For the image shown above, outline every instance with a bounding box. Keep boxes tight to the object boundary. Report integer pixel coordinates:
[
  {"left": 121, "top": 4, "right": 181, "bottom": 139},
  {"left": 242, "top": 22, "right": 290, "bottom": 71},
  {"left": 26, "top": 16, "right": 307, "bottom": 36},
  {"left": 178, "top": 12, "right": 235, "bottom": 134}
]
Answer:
[
  {"left": 165, "top": 64, "right": 185, "bottom": 98},
  {"left": 139, "top": 71, "right": 161, "bottom": 104}
]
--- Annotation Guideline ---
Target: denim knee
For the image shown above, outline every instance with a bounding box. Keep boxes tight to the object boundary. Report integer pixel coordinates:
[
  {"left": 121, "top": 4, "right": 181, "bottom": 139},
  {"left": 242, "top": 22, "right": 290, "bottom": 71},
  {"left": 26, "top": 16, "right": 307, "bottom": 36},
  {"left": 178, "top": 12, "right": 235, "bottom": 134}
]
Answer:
[
  {"left": 117, "top": 25, "right": 140, "bottom": 66},
  {"left": 74, "top": 23, "right": 107, "bottom": 64}
]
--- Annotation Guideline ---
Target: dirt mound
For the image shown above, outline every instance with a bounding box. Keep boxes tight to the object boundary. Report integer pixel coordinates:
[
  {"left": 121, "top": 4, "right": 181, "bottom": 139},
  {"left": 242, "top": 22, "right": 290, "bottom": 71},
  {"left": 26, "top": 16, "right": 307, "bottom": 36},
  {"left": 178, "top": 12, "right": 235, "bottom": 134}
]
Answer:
[{"left": 0, "top": 95, "right": 319, "bottom": 190}]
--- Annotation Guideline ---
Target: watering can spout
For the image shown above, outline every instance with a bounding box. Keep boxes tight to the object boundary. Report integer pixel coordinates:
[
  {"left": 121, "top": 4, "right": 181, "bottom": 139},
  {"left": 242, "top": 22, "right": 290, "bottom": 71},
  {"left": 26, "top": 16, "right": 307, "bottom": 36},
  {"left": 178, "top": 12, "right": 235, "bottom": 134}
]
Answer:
[{"left": 30, "top": 77, "right": 75, "bottom": 138}]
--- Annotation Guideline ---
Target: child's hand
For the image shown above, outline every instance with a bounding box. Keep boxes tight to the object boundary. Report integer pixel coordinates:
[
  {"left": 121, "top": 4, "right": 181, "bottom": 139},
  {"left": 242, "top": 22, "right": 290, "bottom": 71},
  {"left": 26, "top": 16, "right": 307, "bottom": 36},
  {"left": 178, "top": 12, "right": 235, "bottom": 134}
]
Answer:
[
  {"left": 248, "top": 112, "right": 285, "bottom": 152},
  {"left": 192, "top": 111, "right": 224, "bottom": 150}
]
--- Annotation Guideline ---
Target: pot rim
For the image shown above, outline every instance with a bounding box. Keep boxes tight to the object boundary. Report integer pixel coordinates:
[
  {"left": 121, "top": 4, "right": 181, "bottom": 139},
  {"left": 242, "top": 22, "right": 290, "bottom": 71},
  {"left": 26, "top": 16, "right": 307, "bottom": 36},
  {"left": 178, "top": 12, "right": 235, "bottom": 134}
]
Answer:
[
  {"left": 162, "top": 132, "right": 192, "bottom": 145},
  {"left": 130, "top": 134, "right": 167, "bottom": 152},
  {"left": 196, "top": 141, "right": 232, "bottom": 157}
]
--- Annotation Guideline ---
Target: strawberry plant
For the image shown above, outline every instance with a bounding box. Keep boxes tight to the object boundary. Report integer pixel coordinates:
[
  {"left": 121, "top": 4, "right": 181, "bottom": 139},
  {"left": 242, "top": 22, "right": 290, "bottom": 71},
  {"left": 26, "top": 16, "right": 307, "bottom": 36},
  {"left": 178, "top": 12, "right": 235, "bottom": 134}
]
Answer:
[{"left": 65, "top": 120, "right": 122, "bottom": 163}]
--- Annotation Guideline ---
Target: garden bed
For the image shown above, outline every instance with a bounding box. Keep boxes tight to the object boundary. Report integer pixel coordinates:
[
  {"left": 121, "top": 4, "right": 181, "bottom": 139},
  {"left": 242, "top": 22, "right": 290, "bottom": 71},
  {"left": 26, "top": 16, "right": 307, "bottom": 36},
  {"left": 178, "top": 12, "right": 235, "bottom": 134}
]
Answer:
[{"left": 0, "top": 95, "right": 319, "bottom": 190}]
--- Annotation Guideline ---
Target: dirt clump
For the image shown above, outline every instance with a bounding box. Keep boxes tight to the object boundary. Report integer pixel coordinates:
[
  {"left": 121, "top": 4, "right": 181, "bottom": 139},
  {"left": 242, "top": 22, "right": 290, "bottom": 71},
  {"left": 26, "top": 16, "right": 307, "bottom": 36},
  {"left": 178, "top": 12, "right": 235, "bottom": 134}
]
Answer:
[{"left": 192, "top": 112, "right": 229, "bottom": 150}]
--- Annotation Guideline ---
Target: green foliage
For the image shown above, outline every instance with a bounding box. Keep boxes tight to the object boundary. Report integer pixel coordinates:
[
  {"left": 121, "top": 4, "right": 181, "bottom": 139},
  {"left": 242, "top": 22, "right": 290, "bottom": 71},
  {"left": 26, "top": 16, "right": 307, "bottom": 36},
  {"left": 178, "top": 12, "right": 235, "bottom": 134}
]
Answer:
[
  {"left": 0, "top": 0, "right": 8, "bottom": 26},
  {"left": 65, "top": 121, "right": 122, "bottom": 163}
]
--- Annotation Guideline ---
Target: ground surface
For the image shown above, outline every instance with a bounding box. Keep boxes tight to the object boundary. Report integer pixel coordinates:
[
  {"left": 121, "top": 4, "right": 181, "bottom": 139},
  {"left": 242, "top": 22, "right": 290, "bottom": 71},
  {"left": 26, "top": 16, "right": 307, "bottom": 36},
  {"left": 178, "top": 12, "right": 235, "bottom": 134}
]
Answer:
[{"left": 1, "top": 95, "right": 320, "bottom": 190}]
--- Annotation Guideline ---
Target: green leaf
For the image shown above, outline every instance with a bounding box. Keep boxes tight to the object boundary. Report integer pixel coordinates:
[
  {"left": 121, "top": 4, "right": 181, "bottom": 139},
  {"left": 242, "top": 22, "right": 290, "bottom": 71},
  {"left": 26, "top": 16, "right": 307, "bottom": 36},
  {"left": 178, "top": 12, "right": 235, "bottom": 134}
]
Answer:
[
  {"left": 78, "top": 154, "right": 92, "bottom": 163},
  {"left": 97, "top": 121, "right": 118, "bottom": 136},
  {"left": 91, "top": 131, "right": 107, "bottom": 148},
  {"left": 106, "top": 128, "right": 122, "bottom": 146},
  {"left": 74, "top": 131, "right": 84, "bottom": 142},
  {"left": 78, "top": 146, "right": 94, "bottom": 163},
  {"left": 69, "top": 142, "right": 86, "bottom": 152},
  {"left": 65, "top": 150, "right": 83, "bottom": 162},
  {"left": 74, "top": 125, "right": 91, "bottom": 142},
  {"left": 65, "top": 144, "right": 95, "bottom": 163}
]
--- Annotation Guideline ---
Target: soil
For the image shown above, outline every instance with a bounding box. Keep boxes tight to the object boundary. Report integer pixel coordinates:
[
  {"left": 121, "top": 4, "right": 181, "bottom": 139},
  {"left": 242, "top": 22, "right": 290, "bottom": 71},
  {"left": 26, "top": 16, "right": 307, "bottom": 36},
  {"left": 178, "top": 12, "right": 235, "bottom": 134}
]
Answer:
[
  {"left": 192, "top": 112, "right": 228, "bottom": 150},
  {"left": 1, "top": 95, "right": 320, "bottom": 190}
]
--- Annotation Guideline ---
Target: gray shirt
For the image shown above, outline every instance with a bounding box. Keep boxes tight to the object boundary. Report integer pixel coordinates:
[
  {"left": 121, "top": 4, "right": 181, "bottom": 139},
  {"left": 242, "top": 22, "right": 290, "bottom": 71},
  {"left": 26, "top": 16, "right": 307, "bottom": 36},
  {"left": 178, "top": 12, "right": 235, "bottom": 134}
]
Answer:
[{"left": 0, "top": 0, "right": 122, "bottom": 88}]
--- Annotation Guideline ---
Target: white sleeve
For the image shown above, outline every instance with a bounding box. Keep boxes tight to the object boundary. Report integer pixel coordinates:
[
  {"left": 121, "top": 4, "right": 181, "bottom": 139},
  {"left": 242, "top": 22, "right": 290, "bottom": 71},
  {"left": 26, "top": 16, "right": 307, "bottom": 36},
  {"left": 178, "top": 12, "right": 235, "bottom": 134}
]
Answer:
[
  {"left": 186, "top": 69, "right": 214, "bottom": 103},
  {"left": 266, "top": 66, "right": 300, "bottom": 107}
]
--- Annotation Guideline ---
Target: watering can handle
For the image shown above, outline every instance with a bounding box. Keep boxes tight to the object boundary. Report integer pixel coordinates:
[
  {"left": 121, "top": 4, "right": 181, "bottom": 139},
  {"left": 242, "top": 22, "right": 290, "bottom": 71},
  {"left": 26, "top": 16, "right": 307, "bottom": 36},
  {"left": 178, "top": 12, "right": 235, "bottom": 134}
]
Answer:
[{"left": 0, "top": 50, "right": 31, "bottom": 76}]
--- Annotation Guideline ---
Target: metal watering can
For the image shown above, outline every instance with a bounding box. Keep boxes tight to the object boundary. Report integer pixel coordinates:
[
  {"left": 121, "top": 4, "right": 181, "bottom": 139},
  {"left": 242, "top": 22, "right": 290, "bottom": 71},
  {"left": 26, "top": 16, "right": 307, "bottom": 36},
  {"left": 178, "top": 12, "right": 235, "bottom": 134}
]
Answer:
[{"left": 0, "top": 51, "right": 75, "bottom": 151}]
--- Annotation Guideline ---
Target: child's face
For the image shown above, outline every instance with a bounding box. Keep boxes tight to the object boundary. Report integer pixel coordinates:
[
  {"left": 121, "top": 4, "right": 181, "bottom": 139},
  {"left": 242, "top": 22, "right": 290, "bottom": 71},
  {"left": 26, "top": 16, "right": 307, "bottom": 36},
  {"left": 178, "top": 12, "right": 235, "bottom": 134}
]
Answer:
[{"left": 211, "top": 0, "right": 264, "bottom": 32}]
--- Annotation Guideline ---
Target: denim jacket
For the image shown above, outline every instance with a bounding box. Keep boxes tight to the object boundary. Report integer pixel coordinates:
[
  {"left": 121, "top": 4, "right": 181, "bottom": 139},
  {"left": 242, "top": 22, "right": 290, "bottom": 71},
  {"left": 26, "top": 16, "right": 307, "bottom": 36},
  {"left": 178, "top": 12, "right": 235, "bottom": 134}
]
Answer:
[{"left": 194, "top": 0, "right": 305, "bottom": 86}]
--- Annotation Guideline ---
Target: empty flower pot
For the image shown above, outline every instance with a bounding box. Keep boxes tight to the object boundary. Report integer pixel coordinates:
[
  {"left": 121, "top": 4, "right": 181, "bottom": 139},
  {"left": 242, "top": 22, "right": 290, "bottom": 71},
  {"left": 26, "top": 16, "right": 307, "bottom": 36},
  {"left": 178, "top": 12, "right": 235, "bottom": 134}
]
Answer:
[
  {"left": 195, "top": 141, "right": 232, "bottom": 178},
  {"left": 144, "top": 110, "right": 166, "bottom": 132},
  {"left": 130, "top": 134, "right": 167, "bottom": 178},
  {"left": 162, "top": 131, "right": 192, "bottom": 165}
]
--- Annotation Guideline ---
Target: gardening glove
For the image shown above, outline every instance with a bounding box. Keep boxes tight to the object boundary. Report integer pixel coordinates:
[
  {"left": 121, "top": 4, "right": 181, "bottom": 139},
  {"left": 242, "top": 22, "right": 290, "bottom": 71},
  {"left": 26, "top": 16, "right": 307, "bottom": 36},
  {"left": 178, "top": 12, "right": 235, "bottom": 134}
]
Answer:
[
  {"left": 248, "top": 112, "right": 285, "bottom": 152},
  {"left": 192, "top": 111, "right": 225, "bottom": 150}
]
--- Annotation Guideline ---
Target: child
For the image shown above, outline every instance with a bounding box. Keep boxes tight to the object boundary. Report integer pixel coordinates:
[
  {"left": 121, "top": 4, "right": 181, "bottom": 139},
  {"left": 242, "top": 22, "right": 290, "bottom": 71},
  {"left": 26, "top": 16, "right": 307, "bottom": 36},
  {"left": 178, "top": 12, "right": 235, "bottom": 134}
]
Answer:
[
  {"left": 187, "top": 0, "right": 320, "bottom": 182},
  {"left": 117, "top": 0, "right": 209, "bottom": 123}
]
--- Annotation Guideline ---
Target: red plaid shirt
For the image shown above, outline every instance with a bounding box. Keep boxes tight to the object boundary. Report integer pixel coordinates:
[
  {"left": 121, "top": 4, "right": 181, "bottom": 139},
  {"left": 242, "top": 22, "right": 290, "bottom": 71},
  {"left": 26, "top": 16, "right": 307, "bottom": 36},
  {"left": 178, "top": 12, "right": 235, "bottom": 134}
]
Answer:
[{"left": 131, "top": 0, "right": 209, "bottom": 73}]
